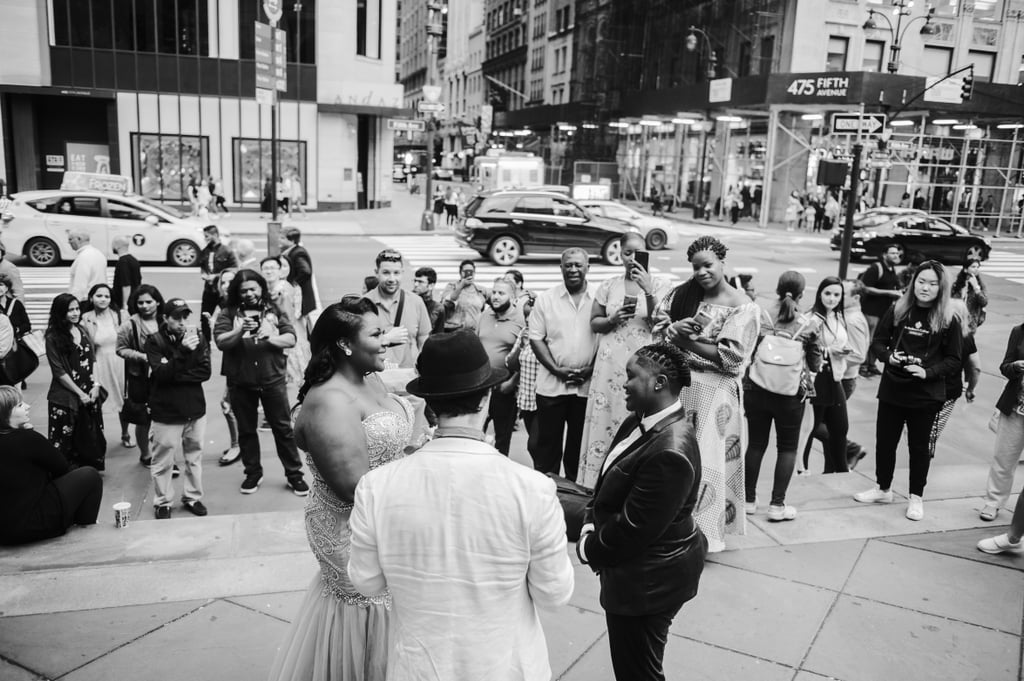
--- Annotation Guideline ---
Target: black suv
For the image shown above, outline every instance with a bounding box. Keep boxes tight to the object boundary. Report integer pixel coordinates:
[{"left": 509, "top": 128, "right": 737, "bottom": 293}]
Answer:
[{"left": 454, "top": 189, "right": 634, "bottom": 266}]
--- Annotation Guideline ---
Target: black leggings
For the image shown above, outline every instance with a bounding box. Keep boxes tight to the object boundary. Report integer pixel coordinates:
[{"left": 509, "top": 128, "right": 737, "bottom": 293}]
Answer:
[
  {"left": 802, "top": 378, "right": 849, "bottom": 474},
  {"left": 744, "top": 387, "right": 805, "bottom": 506},
  {"left": 875, "top": 401, "right": 940, "bottom": 497}
]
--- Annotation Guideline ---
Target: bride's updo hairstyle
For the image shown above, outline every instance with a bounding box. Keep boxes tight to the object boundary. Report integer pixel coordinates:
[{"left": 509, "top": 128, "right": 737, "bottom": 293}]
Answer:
[{"left": 297, "top": 295, "right": 379, "bottom": 405}]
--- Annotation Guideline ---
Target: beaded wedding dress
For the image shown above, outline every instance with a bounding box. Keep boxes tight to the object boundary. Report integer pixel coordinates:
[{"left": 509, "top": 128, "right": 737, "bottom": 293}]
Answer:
[{"left": 268, "top": 397, "right": 414, "bottom": 681}]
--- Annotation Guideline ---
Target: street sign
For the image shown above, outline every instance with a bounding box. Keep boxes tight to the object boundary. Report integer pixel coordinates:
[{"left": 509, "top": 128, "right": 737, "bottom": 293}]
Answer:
[
  {"left": 831, "top": 113, "right": 886, "bottom": 135},
  {"left": 254, "top": 22, "right": 287, "bottom": 95},
  {"left": 888, "top": 140, "right": 913, "bottom": 151},
  {"left": 869, "top": 159, "right": 893, "bottom": 170},
  {"left": 924, "top": 76, "right": 964, "bottom": 105},
  {"left": 417, "top": 101, "right": 445, "bottom": 113},
  {"left": 256, "top": 87, "right": 275, "bottom": 106},
  {"left": 422, "top": 85, "right": 442, "bottom": 103},
  {"left": 263, "top": 0, "right": 282, "bottom": 25},
  {"left": 388, "top": 119, "right": 426, "bottom": 132}
]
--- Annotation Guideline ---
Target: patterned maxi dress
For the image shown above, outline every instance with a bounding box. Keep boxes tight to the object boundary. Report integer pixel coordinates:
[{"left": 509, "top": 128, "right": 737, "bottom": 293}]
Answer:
[
  {"left": 577, "top": 274, "right": 672, "bottom": 488},
  {"left": 268, "top": 396, "right": 414, "bottom": 681},
  {"left": 655, "top": 295, "right": 761, "bottom": 553}
]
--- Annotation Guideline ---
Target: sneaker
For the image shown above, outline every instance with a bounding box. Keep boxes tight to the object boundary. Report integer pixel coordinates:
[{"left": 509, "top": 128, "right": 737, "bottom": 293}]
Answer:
[
  {"left": 219, "top": 446, "right": 241, "bottom": 466},
  {"left": 979, "top": 504, "right": 999, "bottom": 522},
  {"left": 853, "top": 486, "right": 893, "bottom": 504},
  {"left": 744, "top": 499, "right": 757, "bottom": 515},
  {"left": 906, "top": 494, "right": 924, "bottom": 521},
  {"left": 258, "top": 420, "right": 272, "bottom": 431},
  {"left": 240, "top": 475, "right": 263, "bottom": 494},
  {"left": 183, "top": 500, "right": 208, "bottom": 517},
  {"left": 977, "top": 533, "right": 1024, "bottom": 555},
  {"left": 155, "top": 505, "right": 172, "bottom": 520},
  {"left": 288, "top": 478, "right": 310, "bottom": 497},
  {"left": 172, "top": 465, "right": 181, "bottom": 478},
  {"left": 767, "top": 504, "right": 797, "bottom": 522}
]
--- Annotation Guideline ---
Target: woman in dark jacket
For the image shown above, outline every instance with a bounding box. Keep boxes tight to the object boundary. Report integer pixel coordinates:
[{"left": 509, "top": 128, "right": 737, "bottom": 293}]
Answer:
[
  {"left": 577, "top": 342, "right": 706, "bottom": 681},
  {"left": 0, "top": 273, "right": 30, "bottom": 338},
  {"left": 978, "top": 321, "right": 1024, "bottom": 523},
  {"left": 854, "top": 261, "right": 963, "bottom": 522},
  {"left": 0, "top": 385, "right": 103, "bottom": 545},
  {"left": 115, "top": 284, "right": 165, "bottom": 466}
]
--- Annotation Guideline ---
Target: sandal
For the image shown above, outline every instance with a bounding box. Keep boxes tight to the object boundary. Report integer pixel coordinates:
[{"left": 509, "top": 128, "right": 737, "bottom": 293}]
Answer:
[
  {"left": 121, "top": 434, "right": 137, "bottom": 448},
  {"left": 979, "top": 504, "right": 999, "bottom": 522}
]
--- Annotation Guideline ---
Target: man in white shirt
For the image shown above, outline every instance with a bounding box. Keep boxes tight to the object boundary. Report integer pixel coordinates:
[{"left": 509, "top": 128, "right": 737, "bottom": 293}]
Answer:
[
  {"left": 67, "top": 229, "right": 107, "bottom": 301},
  {"left": 528, "top": 247, "right": 598, "bottom": 481},
  {"left": 349, "top": 330, "right": 574, "bottom": 681},
  {"left": 363, "top": 249, "right": 432, "bottom": 368}
]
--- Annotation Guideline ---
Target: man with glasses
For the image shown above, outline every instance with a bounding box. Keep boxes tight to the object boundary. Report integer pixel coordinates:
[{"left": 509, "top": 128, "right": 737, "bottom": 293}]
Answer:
[
  {"left": 440, "top": 259, "right": 488, "bottom": 333},
  {"left": 364, "top": 249, "right": 432, "bottom": 368},
  {"left": 412, "top": 267, "right": 444, "bottom": 333}
]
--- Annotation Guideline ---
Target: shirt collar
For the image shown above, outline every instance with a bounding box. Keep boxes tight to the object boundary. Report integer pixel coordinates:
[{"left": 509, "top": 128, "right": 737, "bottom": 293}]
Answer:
[{"left": 639, "top": 402, "right": 682, "bottom": 431}]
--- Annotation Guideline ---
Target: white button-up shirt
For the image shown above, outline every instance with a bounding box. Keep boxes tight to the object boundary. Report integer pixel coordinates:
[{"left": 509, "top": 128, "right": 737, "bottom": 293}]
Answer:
[
  {"left": 528, "top": 283, "right": 598, "bottom": 397},
  {"left": 69, "top": 244, "right": 107, "bottom": 300},
  {"left": 601, "top": 401, "right": 683, "bottom": 474}
]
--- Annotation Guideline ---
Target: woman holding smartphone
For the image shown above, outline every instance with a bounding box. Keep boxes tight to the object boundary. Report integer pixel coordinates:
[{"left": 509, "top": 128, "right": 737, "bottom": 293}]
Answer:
[{"left": 578, "top": 232, "right": 672, "bottom": 488}]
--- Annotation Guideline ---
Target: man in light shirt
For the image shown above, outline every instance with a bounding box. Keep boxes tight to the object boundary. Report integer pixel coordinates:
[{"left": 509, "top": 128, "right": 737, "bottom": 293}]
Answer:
[
  {"left": 67, "top": 229, "right": 107, "bottom": 301},
  {"left": 364, "top": 249, "right": 432, "bottom": 368},
  {"left": 528, "top": 247, "right": 598, "bottom": 481}
]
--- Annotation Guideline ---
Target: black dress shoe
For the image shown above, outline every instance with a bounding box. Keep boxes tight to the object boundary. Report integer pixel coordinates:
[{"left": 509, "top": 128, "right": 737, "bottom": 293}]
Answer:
[
  {"left": 183, "top": 500, "right": 208, "bottom": 517},
  {"left": 155, "top": 506, "right": 172, "bottom": 520}
]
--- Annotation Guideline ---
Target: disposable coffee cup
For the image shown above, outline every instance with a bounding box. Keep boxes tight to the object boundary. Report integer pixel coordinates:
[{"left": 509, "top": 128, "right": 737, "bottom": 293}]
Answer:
[{"left": 113, "top": 502, "right": 131, "bottom": 529}]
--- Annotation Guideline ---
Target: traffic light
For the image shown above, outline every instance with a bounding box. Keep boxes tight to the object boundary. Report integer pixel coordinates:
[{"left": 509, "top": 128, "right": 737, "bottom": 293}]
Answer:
[{"left": 961, "top": 68, "right": 974, "bottom": 102}]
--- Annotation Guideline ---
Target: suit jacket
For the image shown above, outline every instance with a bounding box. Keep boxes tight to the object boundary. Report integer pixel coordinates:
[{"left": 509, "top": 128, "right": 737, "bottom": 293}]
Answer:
[
  {"left": 996, "top": 323, "right": 1024, "bottom": 416},
  {"left": 581, "top": 408, "right": 706, "bottom": 616},
  {"left": 283, "top": 245, "right": 316, "bottom": 315}
]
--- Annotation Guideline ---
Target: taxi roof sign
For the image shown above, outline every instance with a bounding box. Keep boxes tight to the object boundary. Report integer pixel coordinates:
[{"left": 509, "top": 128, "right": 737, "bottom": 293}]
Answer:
[{"left": 60, "top": 172, "right": 133, "bottom": 194}]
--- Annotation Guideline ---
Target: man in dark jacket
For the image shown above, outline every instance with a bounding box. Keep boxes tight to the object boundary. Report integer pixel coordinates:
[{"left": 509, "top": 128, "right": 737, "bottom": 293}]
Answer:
[
  {"left": 279, "top": 227, "right": 317, "bottom": 320},
  {"left": 214, "top": 270, "right": 308, "bottom": 496},
  {"left": 199, "top": 225, "right": 238, "bottom": 316},
  {"left": 146, "top": 299, "right": 211, "bottom": 519}
]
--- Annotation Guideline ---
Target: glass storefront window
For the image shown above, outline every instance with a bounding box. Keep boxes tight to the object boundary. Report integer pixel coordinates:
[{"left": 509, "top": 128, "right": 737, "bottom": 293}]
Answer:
[
  {"left": 973, "top": 0, "right": 1003, "bottom": 21},
  {"left": 131, "top": 134, "right": 211, "bottom": 202},
  {"left": 232, "top": 139, "right": 308, "bottom": 205}
]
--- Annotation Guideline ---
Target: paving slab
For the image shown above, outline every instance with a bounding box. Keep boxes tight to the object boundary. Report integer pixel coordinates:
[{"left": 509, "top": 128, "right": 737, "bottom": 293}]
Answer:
[
  {"left": 663, "top": 637, "right": 795, "bottom": 681},
  {"left": 763, "top": 469, "right": 899, "bottom": 513},
  {"left": 843, "top": 541, "right": 1023, "bottom": 634},
  {"left": 565, "top": 555, "right": 602, "bottom": 614},
  {"left": 883, "top": 526, "right": 1024, "bottom": 572},
  {"left": 792, "top": 672, "right": 842, "bottom": 681},
  {"left": 63, "top": 600, "right": 289, "bottom": 681},
  {"left": 538, "top": 604, "right": 608, "bottom": 679},
  {"left": 225, "top": 590, "right": 306, "bottom": 624},
  {"left": 555, "top": 631, "right": 612, "bottom": 681},
  {"left": 0, "top": 600, "right": 206, "bottom": 678},
  {"left": 886, "top": 463, "right": 997, "bottom": 501},
  {"left": 0, "top": 658, "right": 45, "bottom": 681},
  {"left": 803, "top": 595, "right": 1020, "bottom": 681},
  {"left": 670, "top": 563, "right": 835, "bottom": 667},
  {"left": 709, "top": 539, "right": 866, "bottom": 591}
]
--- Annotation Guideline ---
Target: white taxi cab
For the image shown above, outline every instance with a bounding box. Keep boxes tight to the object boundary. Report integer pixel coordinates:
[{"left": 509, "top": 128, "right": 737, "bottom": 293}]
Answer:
[{"left": 0, "top": 180, "right": 215, "bottom": 267}]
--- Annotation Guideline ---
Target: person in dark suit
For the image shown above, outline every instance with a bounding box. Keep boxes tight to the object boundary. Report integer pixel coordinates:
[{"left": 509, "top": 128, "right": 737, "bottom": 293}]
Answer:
[
  {"left": 279, "top": 227, "right": 317, "bottom": 321},
  {"left": 577, "top": 342, "right": 707, "bottom": 681}
]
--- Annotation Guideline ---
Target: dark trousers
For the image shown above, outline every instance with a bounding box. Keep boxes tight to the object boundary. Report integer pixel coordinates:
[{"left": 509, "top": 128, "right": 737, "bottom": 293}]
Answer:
[
  {"left": 606, "top": 607, "right": 681, "bottom": 681},
  {"left": 744, "top": 387, "right": 805, "bottom": 506},
  {"left": 488, "top": 387, "right": 518, "bottom": 456},
  {"left": 201, "top": 285, "right": 220, "bottom": 316},
  {"left": 841, "top": 377, "right": 864, "bottom": 460},
  {"left": 804, "top": 382, "right": 850, "bottom": 474},
  {"left": 521, "top": 409, "right": 538, "bottom": 457},
  {"left": 874, "top": 401, "right": 940, "bottom": 496},
  {"left": 533, "top": 394, "right": 586, "bottom": 481},
  {"left": 864, "top": 314, "right": 881, "bottom": 369},
  {"left": 229, "top": 381, "right": 304, "bottom": 482},
  {"left": 3, "top": 467, "right": 103, "bottom": 545}
]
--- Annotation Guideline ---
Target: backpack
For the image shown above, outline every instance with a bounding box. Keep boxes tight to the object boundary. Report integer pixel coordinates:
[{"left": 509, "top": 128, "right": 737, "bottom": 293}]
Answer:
[{"left": 748, "top": 318, "right": 811, "bottom": 396}]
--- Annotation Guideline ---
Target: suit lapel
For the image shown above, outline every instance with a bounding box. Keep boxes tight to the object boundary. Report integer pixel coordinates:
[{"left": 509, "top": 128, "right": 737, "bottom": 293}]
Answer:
[{"left": 593, "top": 409, "right": 689, "bottom": 494}]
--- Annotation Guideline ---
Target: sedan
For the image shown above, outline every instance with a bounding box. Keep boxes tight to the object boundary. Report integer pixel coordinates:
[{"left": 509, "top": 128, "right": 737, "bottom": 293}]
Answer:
[
  {"left": 578, "top": 199, "right": 679, "bottom": 250},
  {"left": 455, "top": 190, "right": 636, "bottom": 266},
  {"left": 829, "top": 209, "right": 989, "bottom": 264},
  {"left": 0, "top": 190, "right": 216, "bottom": 267}
]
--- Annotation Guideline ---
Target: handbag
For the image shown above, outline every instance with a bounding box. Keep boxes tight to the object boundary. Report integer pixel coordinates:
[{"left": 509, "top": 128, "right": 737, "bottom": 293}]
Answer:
[
  {"left": 20, "top": 330, "right": 45, "bottom": 357},
  {"left": 72, "top": 399, "right": 107, "bottom": 471},
  {"left": 120, "top": 320, "right": 150, "bottom": 424},
  {"left": 1, "top": 339, "right": 41, "bottom": 383},
  {"left": 547, "top": 473, "right": 593, "bottom": 542}
]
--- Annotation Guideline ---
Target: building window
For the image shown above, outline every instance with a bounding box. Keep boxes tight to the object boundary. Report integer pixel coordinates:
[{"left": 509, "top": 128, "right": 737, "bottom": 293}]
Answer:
[
  {"left": 238, "top": 0, "right": 317, "bottom": 64},
  {"left": 826, "top": 36, "right": 849, "bottom": 72},
  {"left": 356, "top": 0, "right": 382, "bottom": 58},
  {"left": 973, "top": 0, "right": 1003, "bottom": 21},
  {"left": 760, "top": 35, "right": 775, "bottom": 74},
  {"left": 52, "top": 0, "right": 210, "bottom": 55},
  {"left": 968, "top": 50, "right": 996, "bottom": 82},
  {"left": 738, "top": 41, "right": 751, "bottom": 77},
  {"left": 922, "top": 45, "right": 953, "bottom": 76},
  {"left": 864, "top": 39, "right": 886, "bottom": 72},
  {"left": 932, "top": 0, "right": 959, "bottom": 16},
  {"left": 232, "top": 138, "right": 308, "bottom": 205},
  {"left": 131, "top": 134, "right": 210, "bottom": 202}
]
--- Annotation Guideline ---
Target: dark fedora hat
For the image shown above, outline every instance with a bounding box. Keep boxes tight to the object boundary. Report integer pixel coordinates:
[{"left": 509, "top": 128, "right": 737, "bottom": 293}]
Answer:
[{"left": 406, "top": 329, "right": 509, "bottom": 398}]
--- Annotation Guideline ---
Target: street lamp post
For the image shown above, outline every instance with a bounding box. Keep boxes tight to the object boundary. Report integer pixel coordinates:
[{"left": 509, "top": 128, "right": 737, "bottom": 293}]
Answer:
[
  {"left": 863, "top": 1, "right": 938, "bottom": 74},
  {"left": 422, "top": 1, "right": 445, "bottom": 231},
  {"left": 684, "top": 26, "right": 717, "bottom": 220}
]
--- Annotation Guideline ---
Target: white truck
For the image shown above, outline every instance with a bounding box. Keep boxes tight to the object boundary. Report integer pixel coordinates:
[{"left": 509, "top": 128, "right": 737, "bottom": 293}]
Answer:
[{"left": 471, "top": 152, "right": 546, "bottom": 192}]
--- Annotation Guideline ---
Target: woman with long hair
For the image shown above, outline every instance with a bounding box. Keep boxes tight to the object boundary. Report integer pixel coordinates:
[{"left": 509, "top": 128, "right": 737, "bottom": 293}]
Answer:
[
  {"left": 854, "top": 261, "right": 963, "bottom": 521},
  {"left": 654, "top": 236, "right": 761, "bottom": 552},
  {"left": 801, "top": 276, "right": 853, "bottom": 474},
  {"left": 950, "top": 256, "right": 988, "bottom": 334},
  {"left": 82, "top": 283, "right": 131, "bottom": 448},
  {"left": 116, "top": 284, "right": 165, "bottom": 466},
  {"left": 744, "top": 271, "right": 821, "bottom": 522},
  {"left": 268, "top": 296, "right": 415, "bottom": 681},
  {"left": 45, "top": 293, "right": 99, "bottom": 465}
]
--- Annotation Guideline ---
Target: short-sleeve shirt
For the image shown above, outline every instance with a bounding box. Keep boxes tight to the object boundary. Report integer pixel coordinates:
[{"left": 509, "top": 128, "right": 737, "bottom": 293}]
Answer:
[
  {"left": 860, "top": 262, "right": 900, "bottom": 317},
  {"left": 112, "top": 254, "right": 142, "bottom": 310},
  {"left": 441, "top": 282, "right": 488, "bottom": 332},
  {"left": 365, "top": 288, "right": 432, "bottom": 369},
  {"left": 478, "top": 305, "right": 525, "bottom": 370},
  {"left": 528, "top": 284, "right": 598, "bottom": 397}
]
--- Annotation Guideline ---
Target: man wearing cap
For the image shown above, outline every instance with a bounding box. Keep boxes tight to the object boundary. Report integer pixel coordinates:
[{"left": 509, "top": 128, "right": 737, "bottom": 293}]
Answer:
[
  {"left": 200, "top": 225, "right": 238, "bottom": 316},
  {"left": 145, "top": 299, "right": 211, "bottom": 519},
  {"left": 348, "top": 330, "right": 574, "bottom": 681},
  {"left": 0, "top": 240, "right": 25, "bottom": 303}
]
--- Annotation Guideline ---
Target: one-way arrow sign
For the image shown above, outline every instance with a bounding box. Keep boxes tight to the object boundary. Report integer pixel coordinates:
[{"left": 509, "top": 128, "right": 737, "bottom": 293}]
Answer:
[{"left": 831, "top": 113, "right": 886, "bottom": 136}]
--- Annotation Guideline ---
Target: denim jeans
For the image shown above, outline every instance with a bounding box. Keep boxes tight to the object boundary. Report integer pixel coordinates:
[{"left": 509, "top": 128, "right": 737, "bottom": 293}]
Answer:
[
  {"left": 744, "top": 386, "right": 806, "bottom": 506},
  {"left": 229, "top": 381, "right": 304, "bottom": 482}
]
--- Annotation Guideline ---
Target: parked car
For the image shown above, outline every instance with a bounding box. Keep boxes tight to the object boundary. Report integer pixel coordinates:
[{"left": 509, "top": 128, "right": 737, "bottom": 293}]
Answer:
[
  {"left": 577, "top": 199, "right": 678, "bottom": 250},
  {"left": 455, "top": 190, "right": 636, "bottom": 266},
  {"left": 0, "top": 190, "right": 218, "bottom": 267},
  {"left": 829, "top": 208, "right": 990, "bottom": 264},
  {"left": 432, "top": 167, "right": 454, "bottom": 180}
]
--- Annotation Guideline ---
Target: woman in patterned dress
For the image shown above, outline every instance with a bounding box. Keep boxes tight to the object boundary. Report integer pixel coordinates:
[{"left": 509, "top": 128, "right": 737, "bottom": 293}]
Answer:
[
  {"left": 44, "top": 293, "right": 99, "bottom": 465},
  {"left": 578, "top": 232, "right": 672, "bottom": 488},
  {"left": 268, "top": 296, "right": 415, "bottom": 681},
  {"left": 81, "top": 284, "right": 131, "bottom": 448},
  {"left": 654, "top": 236, "right": 761, "bottom": 553}
]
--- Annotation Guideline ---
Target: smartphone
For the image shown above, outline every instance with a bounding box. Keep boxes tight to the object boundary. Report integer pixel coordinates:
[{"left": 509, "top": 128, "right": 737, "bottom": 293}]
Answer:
[
  {"left": 692, "top": 309, "right": 713, "bottom": 331},
  {"left": 243, "top": 310, "right": 262, "bottom": 337},
  {"left": 622, "top": 294, "right": 638, "bottom": 311},
  {"left": 632, "top": 250, "right": 650, "bottom": 272}
]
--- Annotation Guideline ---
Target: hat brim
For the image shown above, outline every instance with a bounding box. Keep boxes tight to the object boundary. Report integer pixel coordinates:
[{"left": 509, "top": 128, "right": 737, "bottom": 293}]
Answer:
[{"left": 406, "top": 366, "right": 510, "bottom": 399}]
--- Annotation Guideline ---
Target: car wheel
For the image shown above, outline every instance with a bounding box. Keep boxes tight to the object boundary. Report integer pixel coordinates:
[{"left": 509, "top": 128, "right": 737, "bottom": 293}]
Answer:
[
  {"left": 645, "top": 229, "right": 668, "bottom": 250},
  {"left": 25, "top": 237, "right": 60, "bottom": 267},
  {"left": 964, "top": 244, "right": 987, "bottom": 262},
  {"left": 488, "top": 236, "right": 521, "bottom": 266},
  {"left": 168, "top": 240, "right": 199, "bottom": 267},
  {"left": 602, "top": 238, "right": 623, "bottom": 266}
]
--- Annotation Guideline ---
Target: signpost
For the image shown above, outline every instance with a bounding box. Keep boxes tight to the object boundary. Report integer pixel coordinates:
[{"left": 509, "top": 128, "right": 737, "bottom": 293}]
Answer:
[
  {"left": 387, "top": 119, "right": 426, "bottom": 132},
  {"left": 256, "top": 0, "right": 286, "bottom": 228},
  {"left": 831, "top": 113, "right": 886, "bottom": 135}
]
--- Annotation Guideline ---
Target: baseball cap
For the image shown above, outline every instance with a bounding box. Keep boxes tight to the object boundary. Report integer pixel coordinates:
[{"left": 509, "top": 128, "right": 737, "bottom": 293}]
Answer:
[{"left": 163, "top": 298, "right": 193, "bottom": 318}]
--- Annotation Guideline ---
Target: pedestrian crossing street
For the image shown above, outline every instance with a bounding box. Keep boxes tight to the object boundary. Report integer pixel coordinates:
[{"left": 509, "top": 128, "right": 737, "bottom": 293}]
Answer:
[{"left": 371, "top": 235, "right": 682, "bottom": 293}]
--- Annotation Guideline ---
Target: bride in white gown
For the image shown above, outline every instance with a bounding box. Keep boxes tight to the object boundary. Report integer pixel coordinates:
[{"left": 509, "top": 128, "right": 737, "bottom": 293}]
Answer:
[{"left": 269, "top": 297, "right": 416, "bottom": 681}]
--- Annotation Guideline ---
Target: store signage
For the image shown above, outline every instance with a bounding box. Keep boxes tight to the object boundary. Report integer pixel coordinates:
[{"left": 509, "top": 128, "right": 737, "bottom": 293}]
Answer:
[
  {"left": 831, "top": 113, "right": 886, "bottom": 135},
  {"left": 387, "top": 119, "right": 426, "bottom": 132},
  {"left": 769, "top": 73, "right": 861, "bottom": 104},
  {"left": 45, "top": 155, "right": 65, "bottom": 171},
  {"left": 61, "top": 171, "right": 132, "bottom": 194},
  {"left": 709, "top": 78, "right": 732, "bottom": 103}
]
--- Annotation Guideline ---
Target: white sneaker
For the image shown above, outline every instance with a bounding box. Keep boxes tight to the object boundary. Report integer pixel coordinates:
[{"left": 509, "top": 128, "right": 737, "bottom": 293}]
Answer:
[
  {"left": 906, "top": 494, "right": 924, "bottom": 521},
  {"left": 977, "top": 533, "right": 1024, "bottom": 555},
  {"left": 744, "top": 498, "right": 757, "bottom": 515},
  {"left": 767, "top": 504, "right": 797, "bottom": 522},
  {"left": 853, "top": 486, "right": 894, "bottom": 504}
]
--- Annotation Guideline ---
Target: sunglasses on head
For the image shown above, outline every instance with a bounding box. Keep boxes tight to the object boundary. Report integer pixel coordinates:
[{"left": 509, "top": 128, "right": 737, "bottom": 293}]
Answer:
[{"left": 377, "top": 250, "right": 403, "bottom": 263}]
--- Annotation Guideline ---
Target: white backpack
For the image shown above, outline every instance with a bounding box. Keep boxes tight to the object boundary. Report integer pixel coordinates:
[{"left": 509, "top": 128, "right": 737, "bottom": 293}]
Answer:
[{"left": 748, "top": 318, "right": 811, "bottom": 396}]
